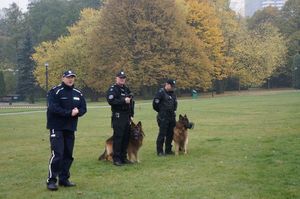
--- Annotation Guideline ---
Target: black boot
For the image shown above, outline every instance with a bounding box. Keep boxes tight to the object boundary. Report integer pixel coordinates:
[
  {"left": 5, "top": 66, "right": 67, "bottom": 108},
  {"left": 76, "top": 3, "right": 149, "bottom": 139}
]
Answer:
[{"left": 47, "top": 182, "right": 58, "bottom": 191}]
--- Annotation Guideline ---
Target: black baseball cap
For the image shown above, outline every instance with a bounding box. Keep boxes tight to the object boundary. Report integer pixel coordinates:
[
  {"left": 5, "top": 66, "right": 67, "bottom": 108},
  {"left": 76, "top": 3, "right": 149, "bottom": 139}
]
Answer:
[
  {"left": 166, "top": 79, "right": 176, "bottom": 87},
  {"left": 116, "top": 71, "right": 126, "bottom": 78},
  {"left": 63, "top": 70, "right": 76, "bottom": 78}
]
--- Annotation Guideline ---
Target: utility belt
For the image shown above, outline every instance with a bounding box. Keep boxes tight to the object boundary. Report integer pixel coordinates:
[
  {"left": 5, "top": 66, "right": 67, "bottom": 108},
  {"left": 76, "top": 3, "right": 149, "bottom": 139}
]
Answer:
[
  {"left": 111, "top": 111, "right": 130, "bottom": 128},
  {"left": 112, "top": 111, "right": 130, "bottom": 118}
]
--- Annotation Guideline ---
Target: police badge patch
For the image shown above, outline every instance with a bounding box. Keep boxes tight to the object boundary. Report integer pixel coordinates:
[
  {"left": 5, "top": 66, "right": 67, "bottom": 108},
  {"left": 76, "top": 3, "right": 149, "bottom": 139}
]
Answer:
[
  {"left": 108, "top": 95, "right": 114, "bottom": 99},
  {"left": 154, "top": 99, "right": 160, "bottom": 103}
]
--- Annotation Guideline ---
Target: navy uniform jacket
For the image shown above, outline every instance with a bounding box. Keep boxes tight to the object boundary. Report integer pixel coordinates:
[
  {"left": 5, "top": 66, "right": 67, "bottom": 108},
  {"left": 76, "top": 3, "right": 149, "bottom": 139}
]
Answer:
[
  {"left": 106, "top": 84, "right": 134, "bottom": 117},
  {"left": 47, "top": 82, "right": 87, "bottom": 131},
  {"left": 153, "top": 88, "right": 177, "bottom": 116}
]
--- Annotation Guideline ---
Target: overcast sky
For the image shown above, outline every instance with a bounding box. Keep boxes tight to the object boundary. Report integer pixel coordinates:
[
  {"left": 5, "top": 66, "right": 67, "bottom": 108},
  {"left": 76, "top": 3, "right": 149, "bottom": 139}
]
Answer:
[{"left": 0, "top": 0, "right": 29, "bottom": 11}]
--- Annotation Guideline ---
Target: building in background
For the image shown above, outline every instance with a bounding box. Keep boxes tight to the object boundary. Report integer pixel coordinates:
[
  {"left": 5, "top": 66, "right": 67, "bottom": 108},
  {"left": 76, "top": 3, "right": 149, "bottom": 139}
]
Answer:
[
  {"left": 230, "top": 0, "right": 287, "bottom": 17},
  {"left": 28, "top": 0, "right": 39, "bottom": 3},
  {"left": 0, "top": 9, "right": 4, "bottom": 18},
  {"left": 230, "top": 0, "right": 245, "bottom": 17},
  {"left": 261, "top": 0, "right": 287, "bottom": 10}
]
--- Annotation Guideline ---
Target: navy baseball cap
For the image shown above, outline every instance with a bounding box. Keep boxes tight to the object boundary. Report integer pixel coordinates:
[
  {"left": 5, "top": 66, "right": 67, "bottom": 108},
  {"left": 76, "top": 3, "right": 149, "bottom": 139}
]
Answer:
[
  {"left": 116, "top": 71, "right": 126, "bottom": 78},
  {"left": 166, "top": 79, "right": 176, "bottom": 87},
  {"left": 63, "top": 70, "right": 76, "bottom": 78}
]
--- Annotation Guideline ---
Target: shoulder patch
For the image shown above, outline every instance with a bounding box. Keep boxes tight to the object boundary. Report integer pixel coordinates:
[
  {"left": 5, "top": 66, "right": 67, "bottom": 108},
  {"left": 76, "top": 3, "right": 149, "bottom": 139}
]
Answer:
[
  {"left": 154, "top": 99, "right": 160, "bottom": 104},
  {"left": 108, "top": 95, "right": 114, "bottom": 100},
  {"left": 109, "top": 85, "right": 116, "bottom": 92}
]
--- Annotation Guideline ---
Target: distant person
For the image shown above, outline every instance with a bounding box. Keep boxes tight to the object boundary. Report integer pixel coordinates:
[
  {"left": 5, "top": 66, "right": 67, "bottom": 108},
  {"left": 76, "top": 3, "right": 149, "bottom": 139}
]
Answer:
[
  {"left": 46, "top": 70, "right": 87, "bottom": 191},
  {"left": 153, "top": 79, "right": 177, "bottom": 156},
  {"left": 106, "top": 71, "right": 134, "bottom": 166}
]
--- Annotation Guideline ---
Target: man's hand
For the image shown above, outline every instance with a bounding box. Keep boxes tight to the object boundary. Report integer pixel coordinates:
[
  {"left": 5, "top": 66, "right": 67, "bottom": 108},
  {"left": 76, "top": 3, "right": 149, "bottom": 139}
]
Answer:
[
  {"left": 125, "top": 97, "right": 131, "bottom": 104},
  {"left": 71, "top": 107, "right": 79, "bottom": 116}
]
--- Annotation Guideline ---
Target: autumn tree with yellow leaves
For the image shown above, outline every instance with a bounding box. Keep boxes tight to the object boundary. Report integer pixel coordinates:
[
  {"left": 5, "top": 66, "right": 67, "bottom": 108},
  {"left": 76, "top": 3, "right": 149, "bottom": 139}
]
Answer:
[
  {"left": 185, "top": 0, "right": 232, "bottom": 93},
  {"left": 33, "top": 8, "right": 101, "bottom": 90},
  {"left": 34, "top": 0, "right": 212, "bottom": 96},
  {"left": 87, "top": 0, "right": 211, "bottom": 95},
  {"left": 231, "top": 23, "right": 287, "bottom": 87},
  {"left": 33, "top": 0, "right": 287, "bottom": 97}
]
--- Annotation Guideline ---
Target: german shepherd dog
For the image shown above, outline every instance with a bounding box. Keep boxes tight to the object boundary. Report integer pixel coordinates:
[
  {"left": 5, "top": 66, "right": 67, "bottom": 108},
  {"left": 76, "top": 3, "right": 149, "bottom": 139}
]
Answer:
[
  {"left": 173, "top": 114, "right": 194, "bottom": 155},
  {"left": 98, "top": 121, "right": 145, "bottom": 163}
]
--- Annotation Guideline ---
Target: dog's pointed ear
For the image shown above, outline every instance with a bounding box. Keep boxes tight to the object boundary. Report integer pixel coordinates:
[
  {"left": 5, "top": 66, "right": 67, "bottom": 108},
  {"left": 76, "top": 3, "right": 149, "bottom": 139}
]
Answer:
[
  {"left": 137, "top": 121, "right": 142, "bottom": 127},
  {"left": 179, "top": 114, "right": 183, "bottom": 119},
  {"left": 131, "top": 121, "right": 136, "bottom": 127},
  {"left": 184, "top": 114, "right": 187, "bottom": 118}
]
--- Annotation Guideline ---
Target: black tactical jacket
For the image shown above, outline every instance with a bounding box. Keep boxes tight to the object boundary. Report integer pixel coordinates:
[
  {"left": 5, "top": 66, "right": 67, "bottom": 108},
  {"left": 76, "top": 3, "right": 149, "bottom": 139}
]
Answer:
[
  {"left": 106, "top": 84, "right": 134, "bottom": 117},
  {"left": 153, "top": 88, "right": 177, "bottom": 116},
  {"left": 47, "top": 82, "right": 87, "bottom": 131}
]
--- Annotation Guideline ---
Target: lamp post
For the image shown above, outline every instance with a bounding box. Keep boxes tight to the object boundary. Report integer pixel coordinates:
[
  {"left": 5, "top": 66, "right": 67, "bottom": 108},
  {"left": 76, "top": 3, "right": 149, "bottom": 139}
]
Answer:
[
  {"left": 45, "top": 62, "right": 49, "bottom": 106},
  {"left": 294, "top": 67, "right": 298, "bottom": 88}
]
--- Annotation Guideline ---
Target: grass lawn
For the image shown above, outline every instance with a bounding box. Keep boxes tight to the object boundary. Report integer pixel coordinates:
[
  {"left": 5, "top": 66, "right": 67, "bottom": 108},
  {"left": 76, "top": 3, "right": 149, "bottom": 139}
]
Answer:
[{"left": 0, "top": 90, "right": 299, "bottom": 199}]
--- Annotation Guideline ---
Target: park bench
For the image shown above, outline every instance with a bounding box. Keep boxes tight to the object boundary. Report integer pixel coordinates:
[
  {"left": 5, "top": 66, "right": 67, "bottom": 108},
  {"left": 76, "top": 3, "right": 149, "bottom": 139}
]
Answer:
[{"left": 0, "top": 95, "right": 21, "bottom": 105}]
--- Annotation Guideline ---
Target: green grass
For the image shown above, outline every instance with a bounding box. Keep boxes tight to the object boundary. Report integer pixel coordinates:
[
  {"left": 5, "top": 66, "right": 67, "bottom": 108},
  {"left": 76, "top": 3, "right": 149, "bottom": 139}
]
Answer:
[{"left": 0, "top": 90, "right": 299, "bottom": 199}]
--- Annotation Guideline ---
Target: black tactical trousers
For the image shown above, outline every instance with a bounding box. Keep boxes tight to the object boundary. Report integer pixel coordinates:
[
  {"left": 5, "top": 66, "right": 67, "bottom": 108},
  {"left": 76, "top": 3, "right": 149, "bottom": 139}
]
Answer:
[
  {"left": 156, "top": 113, "right": 176, "bottom": 154},
  {"left": 112, "top": 112, "right": 130, "bottom": 162},
  {"left": 47, "top": 130, "right": 75, "bottom": 183}
]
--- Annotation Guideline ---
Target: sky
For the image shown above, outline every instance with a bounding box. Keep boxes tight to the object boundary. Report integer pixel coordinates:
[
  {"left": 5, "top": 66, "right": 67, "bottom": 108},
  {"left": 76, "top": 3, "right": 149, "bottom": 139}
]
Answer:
[{"left": 0, "top": 0, "right": 29, "bottom": 11}]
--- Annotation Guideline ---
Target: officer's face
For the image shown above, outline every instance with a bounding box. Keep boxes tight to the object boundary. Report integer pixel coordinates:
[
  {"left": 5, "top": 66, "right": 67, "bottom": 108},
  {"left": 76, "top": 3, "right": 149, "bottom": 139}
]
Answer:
[
  {"left": 116, "top": 76, "right": 126, "bottom": 86},
  {"left": 165, "top": 83, "right": 174, "bottom": 91},
  {"left": 62, "top": 76, "right": 75, "bottom": 87}
]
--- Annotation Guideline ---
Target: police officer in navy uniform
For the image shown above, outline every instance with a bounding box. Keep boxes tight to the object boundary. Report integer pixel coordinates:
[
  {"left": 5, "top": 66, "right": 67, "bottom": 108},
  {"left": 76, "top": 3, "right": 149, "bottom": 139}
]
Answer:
[
  {"left": 46, "top": 70, "right": 87, "bottom": 191},
  {"left": 153, "top": 79, "right": 177, "bottom": 156},
  {"left": 107, "top": 71, "right": 134, "bottom": 166}
]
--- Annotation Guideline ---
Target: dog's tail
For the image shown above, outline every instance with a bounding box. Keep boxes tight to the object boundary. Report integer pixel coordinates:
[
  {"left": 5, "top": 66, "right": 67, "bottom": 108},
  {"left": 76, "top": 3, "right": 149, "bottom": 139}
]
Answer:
[{"left": 98, "top": 149, "right": 107, "bottom": 161}]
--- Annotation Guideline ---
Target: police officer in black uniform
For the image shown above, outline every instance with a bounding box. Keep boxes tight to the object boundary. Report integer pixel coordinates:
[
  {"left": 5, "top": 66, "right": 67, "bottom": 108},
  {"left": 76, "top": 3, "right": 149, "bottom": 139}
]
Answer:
[
  {"left": 107, "top": 71, "right": 134, "bottom": 166},
  {"left": 46, "top": 70, "right": 87, "bottom": 191},
  {"left": 153, "top": 79, "right": 177, "bottom": 156}
]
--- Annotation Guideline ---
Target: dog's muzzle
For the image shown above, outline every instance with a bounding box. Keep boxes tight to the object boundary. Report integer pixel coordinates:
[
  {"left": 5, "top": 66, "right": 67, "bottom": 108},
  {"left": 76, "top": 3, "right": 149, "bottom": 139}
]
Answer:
[{"left": 187, "top": 122, "right": 194, "bottom": 129}]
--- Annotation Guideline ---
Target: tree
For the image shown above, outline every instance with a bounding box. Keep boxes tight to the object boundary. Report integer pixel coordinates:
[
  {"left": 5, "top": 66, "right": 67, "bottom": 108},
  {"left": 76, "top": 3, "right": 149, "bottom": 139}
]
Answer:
[
  {"left": 232, "top": 23, "right": 287, "bottom": 87},
  {"left": 34, "top": 0, "right": 221, "bottom": 94},
  {"left": 34, "top": 0, "right": 212, "bottom": 96},
  {"left": 185, "top": 0, "right": 232, "bottom": 93},
  {"left": 92, "top": 0, "right": 210, "bottom": 92},
  {"left": 17, "top": 32, "right": 36, "bottom": 103},
  {"left": 26, "top": 0, "right": 103, "bottom": 45},
  {"left": 247, "top": 6, "right": 280, "bottom": 30},
  {"left": 210, "top": 0, "right": 240, "bottom": 93},
  {"left": 85, "top": 0, "right": 211, "bottom": 94},
  {"left": 275, "top": 0, "right": 300, "bottom": 86},
  {"left": 292, "top": 52, "right": 300, "bottom": 88},
  {"left": 278, "top": 0, "right": 300, "bottom": 39},
  {"left": 0, "top": 3, "right": 24, "bottom": 64},
  {"left": 0, "top": 3, "right": 25, "bottom": 96},
  {"left": 0, "top": 71, "right": 6, "bottom": 96},
  {"left": 69, "top": 0, "right": 102, "bottom": 10},
  {"left": 2, "top": 70, "right": 17, "bottom": 95},
  {"left": 225, "top": 19, "right": 249, "bottom": 90},
  {"left": 33, "top": 8, "right": 101, "bottom": 90}
]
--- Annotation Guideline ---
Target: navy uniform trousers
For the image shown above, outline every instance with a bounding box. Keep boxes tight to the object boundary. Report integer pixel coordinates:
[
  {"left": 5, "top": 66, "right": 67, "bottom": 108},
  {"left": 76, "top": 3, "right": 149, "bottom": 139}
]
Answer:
[
  {"left": 47, "top": 129, "right": 75, "bottom": 183},
  {"left": 156, "top": 113, "right": 176, "bottom": 154},
  {"left": 112, "top": 112, "right": 130, "bottom": 162}
]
